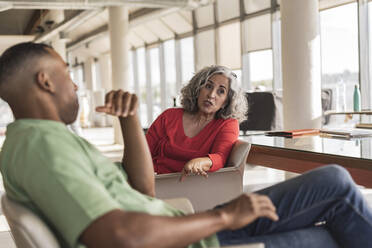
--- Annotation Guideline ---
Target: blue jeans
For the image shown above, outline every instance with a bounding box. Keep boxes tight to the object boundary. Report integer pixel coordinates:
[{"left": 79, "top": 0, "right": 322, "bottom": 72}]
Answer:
[{"left": 217, "top": 165, "right": 372, "bottom": 248}]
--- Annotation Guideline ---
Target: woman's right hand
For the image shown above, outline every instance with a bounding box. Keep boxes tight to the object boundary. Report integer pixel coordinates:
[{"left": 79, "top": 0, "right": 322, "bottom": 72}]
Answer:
[{"left": 179, "top": 157, "right": 212, "bottom": 181}]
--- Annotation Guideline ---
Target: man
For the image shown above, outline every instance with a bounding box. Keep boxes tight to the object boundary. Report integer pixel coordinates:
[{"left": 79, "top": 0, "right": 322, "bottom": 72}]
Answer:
[{"left": 0, "top": 42, "right": 371, "bottom": 248}]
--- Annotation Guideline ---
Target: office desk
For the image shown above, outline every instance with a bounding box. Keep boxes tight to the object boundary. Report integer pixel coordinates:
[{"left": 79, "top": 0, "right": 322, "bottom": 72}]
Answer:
[{"left": 244, "top": 135, "right": 372, "bottom": 187}]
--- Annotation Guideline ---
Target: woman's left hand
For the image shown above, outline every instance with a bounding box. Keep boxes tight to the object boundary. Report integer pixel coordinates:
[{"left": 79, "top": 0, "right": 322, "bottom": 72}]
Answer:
[{"left": 179, "top": 157, "right": 212, "bottom": 181}]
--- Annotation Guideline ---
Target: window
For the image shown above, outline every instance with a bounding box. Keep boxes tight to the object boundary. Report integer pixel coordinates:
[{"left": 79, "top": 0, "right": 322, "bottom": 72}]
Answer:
[
  {"left": 136, "top": 47, "right": 148, "bottom": 127},
  {"left": 244, "top": 49, "right": 273, "bottom": 91},
  {"left": 320, "top": 3, "right": 359, "bottom": 113},
  {"left": 164, "top": 40, "right": 177, "bottom": 108},
  {"left": 150, "top": 47, "right": 161, "bottom": 121},
  {"left": 180, "top": 37, "right": 195, "bottom": 83},
  {"left": 0, "top": 99, "right": 12, "bottom": 128}
]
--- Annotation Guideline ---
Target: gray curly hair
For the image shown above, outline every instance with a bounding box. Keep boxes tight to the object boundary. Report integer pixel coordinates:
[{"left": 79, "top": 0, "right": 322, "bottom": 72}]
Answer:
[{"left": 180, "top": 65, "right": 247, "bottom": 123}]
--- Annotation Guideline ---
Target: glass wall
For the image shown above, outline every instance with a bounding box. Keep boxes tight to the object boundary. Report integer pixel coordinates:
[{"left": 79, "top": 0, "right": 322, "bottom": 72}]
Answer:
[
  {"left": 164, "top": 39, "right": 177, "bottom": 108},
  {"left": 320, "top": 3, "right": 359, "bottom": 113}
]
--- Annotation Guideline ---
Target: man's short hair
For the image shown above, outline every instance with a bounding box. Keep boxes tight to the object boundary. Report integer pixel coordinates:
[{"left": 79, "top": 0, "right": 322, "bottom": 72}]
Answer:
[{"left": 0, "top": 42, "right": 52, "bottom": 88}]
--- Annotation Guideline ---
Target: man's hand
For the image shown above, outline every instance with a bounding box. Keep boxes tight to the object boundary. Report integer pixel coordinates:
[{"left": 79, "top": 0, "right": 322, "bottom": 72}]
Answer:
[
  {"left": 96, "top": 90, "right": 138, "bottom": 118},
  {"left": 219, "top": 193, "right": 279, "bottom": 230},
  {"left": 179, "top": 157, "right": 212, "bottom": 181}
]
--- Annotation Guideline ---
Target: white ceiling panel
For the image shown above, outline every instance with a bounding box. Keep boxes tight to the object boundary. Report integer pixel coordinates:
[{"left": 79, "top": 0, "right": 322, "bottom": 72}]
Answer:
[
  {"left": 179, "top": 10, "right": 193, "bottom": 24},
  {"left": 67, "top": 9, "right": 108, "bottom": 41},
  {"left": 244, "top": 0, "right": 271, "bottom": 14},
  {"left": 145, "top": 19, "right": 174, "bottom": 41},
  {"left": 217, "top": 0, "right": 240, "bottom": 22},
  {"left": 161, "top": 12, "right": 192, "bottom": 35},
  {"left": 195, "top": 4, "right": 214, "bottom": 28},
  {"left": 132, "top": 25, "right": 158, "bottom": 44},
  {"left": 243, "top": 14, "right": 271, "bottom": 52},
  {"left": 0, "top": 35, "right": 34, "bottom": 54},
  {"left": 319, "top": 0, "right": 356, "bottom": 10},
  {"left": 128, "top": 31, "right": 145, "bottom": 48}
]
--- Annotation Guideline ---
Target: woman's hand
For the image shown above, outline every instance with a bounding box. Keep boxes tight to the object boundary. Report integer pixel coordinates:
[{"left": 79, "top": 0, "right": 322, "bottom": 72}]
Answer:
[{"left": 179, "top": 157, "right": 212, "bottom": 181}]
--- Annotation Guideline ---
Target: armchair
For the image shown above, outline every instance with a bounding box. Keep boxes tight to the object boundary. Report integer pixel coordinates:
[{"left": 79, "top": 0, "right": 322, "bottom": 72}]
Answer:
[
  {"left": 155, "top": 140, "right": 251, "bottom": 212},
  {"left": 1, "top": 194, "right": 263, "bottom": 248}
]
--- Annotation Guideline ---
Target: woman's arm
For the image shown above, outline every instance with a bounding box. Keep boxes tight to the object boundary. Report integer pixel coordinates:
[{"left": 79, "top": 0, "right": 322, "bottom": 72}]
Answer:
[
  {"left": 207, "top": 119, "right": 239, "bottom": 172},
  {"left": 180, "top": 119, "right": 239, "bottom": 180}
]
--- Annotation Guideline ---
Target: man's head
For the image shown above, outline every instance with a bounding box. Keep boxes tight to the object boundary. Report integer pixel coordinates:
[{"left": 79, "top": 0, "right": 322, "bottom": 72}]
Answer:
[{"left": 0, "top": 42, "right": 79, "bottom": 124}]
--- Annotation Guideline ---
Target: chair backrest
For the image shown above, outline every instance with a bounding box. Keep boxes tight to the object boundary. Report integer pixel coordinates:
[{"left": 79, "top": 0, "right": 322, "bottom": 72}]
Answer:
[
  {"left": 1, "top": 194, "right": 60, "bottom": 248},
  {"left": 240, "top": 92, "right": 283, "bottom": 133},
  {"left": 155, "top": 140, "right": 251, "bottom": 212}
]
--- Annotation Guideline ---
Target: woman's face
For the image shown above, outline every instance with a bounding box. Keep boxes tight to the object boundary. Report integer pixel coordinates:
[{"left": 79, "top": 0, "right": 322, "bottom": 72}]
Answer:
[{"left": 197, "top": 74, "right": 229, "bottom": 116}]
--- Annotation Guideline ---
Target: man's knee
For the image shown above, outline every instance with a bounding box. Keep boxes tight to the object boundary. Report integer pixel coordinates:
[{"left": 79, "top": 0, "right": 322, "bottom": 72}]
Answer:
[{"left": 314, "top": 164, "right": 353, "bottom": 186}]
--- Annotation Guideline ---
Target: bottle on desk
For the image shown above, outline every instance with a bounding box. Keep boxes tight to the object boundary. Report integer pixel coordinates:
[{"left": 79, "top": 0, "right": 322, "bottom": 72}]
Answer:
[{"left": 353, "top": 84, "right": 361, "bottom": 112}]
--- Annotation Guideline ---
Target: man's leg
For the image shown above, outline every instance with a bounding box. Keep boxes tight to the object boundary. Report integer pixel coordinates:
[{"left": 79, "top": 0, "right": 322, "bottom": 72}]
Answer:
[{"left": 217, "top": 165, "right": 372, "bottom": 248}]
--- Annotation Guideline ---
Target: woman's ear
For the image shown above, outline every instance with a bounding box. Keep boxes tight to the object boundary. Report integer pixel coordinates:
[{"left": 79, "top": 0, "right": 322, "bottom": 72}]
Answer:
[{"left": 35, "top": 71, "right": 55, "bottom": 93}]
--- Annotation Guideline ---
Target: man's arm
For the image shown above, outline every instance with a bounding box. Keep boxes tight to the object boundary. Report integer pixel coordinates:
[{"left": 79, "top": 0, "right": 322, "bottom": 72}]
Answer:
[
  {"left": 80, "top": 193, "right": 279, "bottom": 248},
  {"left": 96, "top": 90, "right": 155, "bottom": 196}
]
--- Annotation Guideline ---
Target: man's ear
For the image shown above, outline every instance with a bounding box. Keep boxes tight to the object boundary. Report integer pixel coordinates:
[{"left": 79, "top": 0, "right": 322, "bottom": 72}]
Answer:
[{"left": 35, "top": 71, "right": 55, "bottom": 93}]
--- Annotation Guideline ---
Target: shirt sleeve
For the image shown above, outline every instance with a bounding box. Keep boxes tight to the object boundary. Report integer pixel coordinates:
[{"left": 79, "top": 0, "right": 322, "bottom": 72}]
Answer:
[
  {"left": 207, "top": 119, "right": 239, "bottom": 172},
  {"left": 19, "top": 135, "right": 121, "bottom": 248},
  {"left": 145, "top": 110, "right": 166, "bottom": 157}
]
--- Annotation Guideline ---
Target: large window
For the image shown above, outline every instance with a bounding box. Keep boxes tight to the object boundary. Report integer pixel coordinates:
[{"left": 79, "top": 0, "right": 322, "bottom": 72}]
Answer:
[
  {"left": 180, "top": 37, "right": 195, "bottom": 83},
  {"left": 136, "top": 47, "right": 148, "bottom": 127},
  {"left": 164, "top": 39, "right": 177, "bottom": 108},
  {"left": 150, "top": 47, "right": 161, "bottom": 121},
  {"left": 320, "top": 3, "right": 359, "bottom": 113},
  {"left": 247, "top": 49, "right": 273, "bottom": 91}
]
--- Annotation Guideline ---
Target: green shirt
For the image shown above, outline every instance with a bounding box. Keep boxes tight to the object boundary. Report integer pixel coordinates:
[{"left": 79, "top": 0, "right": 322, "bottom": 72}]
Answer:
[{"left": 0, "top": 119, "right": 219, "bottom": 248}]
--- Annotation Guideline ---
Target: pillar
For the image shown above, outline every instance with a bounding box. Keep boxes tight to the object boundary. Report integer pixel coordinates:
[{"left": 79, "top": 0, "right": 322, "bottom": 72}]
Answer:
[
  {"left": 281, "top": 0, "right": 322, "bottom": 179},
  {"left": 281, "top": 0, "right": 322, "bottom": 130},
  {"left": 109, "top": 6, "right": 130, "bottom": 144}
]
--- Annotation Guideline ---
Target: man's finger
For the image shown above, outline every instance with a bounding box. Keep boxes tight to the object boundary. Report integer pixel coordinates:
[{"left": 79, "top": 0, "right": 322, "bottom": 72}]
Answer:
[
  {"left": 129, "top": 94, "right": 138, "bottom": 115},
  {"left": 121, "top": 92, "right": 131, "bottom": 117},
  {"left": 96, "top": 106, "right": 110, "bottom": 113},
  {"left": 258, "top": 209, "right": 279, "bottom": 222},
  {"left": 115, "top": 90, "right": 124, "bottom": 115},
  {"left": 105, "top": 91, "right": 115, "bottom": 108}
]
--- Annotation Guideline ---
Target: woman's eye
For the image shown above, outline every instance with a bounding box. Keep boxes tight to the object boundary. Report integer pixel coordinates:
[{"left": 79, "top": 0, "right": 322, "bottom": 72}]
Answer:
[
  {"left": 218, "top": 89, "right": 226, "bottom": 95},
  {"left": 205, "top": 84, "right": 212, "bottom": 89}
]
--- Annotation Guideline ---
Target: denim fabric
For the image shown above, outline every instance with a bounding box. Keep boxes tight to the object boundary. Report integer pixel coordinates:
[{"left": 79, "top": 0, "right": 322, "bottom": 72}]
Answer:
[{"left": 217, "top": 165, "right": 372, "bottom": 248}]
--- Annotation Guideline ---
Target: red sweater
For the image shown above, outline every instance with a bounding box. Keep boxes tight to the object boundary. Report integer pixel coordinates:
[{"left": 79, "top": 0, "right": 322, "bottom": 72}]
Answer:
[{"left": 146, "top": 108, "right": 239, "bottom": 174}]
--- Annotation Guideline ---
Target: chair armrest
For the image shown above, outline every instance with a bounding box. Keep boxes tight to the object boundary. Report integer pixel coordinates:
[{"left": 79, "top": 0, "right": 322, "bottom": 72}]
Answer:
[{"left": 162, "top": 198, "right": 194, "bottom": 214}]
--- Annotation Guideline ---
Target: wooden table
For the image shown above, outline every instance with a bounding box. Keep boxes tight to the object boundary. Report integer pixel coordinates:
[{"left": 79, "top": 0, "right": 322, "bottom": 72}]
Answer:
[{"left": 244, "top": 135, "right": 372, "bottom": 188}]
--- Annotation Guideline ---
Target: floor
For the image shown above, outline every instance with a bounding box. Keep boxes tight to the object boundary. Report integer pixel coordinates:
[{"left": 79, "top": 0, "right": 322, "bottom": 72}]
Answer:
[{"left": 0, "top": 127, "right": 371, "bottom": 247}]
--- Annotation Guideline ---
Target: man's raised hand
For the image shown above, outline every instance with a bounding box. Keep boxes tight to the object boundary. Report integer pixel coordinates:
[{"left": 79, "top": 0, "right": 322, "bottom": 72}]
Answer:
[{"left": 96, "top": 90, "right": 138, "bottom": 117}]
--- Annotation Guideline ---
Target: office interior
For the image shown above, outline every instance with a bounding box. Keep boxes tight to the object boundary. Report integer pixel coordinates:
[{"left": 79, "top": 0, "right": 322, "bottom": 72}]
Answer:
[{"left": 1, "top": 0, "right": 372, "bottom": 247}]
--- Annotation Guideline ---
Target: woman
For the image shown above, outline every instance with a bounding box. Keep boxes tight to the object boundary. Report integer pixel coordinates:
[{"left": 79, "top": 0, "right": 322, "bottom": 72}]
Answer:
[{"left": 146, "top": 65, "right": 247, "bottom": 177}]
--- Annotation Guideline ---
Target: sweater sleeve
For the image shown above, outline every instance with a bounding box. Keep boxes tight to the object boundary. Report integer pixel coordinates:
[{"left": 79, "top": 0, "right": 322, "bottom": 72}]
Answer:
[
  {"left": 145, "top": 111, "right": 166, "bottom": 157},
  {"left": 207, "top": 119, "right": 239, "bottom": 172}
]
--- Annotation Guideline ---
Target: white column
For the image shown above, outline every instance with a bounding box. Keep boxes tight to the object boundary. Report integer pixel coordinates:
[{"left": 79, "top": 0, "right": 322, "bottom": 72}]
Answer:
[
  {"left": 281, "top": 0, "right": 322, "bottom": 130},
  {"left": 48, "top": 10, "right": 67, "bottom": 61},
  {"left": 109, "top": 6, "right": 130, "bottom": 144},
  {"left": 159, "top": 43, "right": 167, "bottom": 111},
  {"left": 98, "top": 53, "right": 113, "bottom": 91}
]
